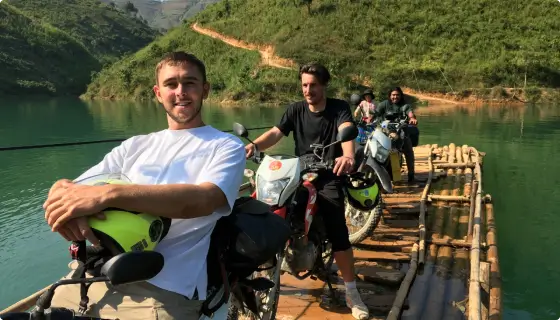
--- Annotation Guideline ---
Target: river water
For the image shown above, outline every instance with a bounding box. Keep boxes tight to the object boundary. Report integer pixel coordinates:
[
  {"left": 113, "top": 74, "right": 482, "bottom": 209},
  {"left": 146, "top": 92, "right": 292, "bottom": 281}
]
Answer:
[{"left": 0, "top": 97, "right": 558, "bottom": 319}]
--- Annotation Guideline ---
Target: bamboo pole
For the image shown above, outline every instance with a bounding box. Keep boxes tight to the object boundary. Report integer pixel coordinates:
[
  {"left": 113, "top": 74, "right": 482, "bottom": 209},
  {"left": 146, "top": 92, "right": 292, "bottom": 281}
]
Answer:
[
  {"left": 429, "top": 194, "right": 470, "bottom": 202},
  {"left": 418, "top": 146, "right": 433, "bottom": 265},
  {"left": 387, "top": 243, "right": 419, "bottom": 320},
  {"left": 0, "top": 285, "right": 50, "bottom": 314},
  {"left": 467, "top": 180, "right": 479, "bottom": 240},
  {"left": 468, "top": 148, "right": 483, "bottom": 320},
  {"left": 427, "top": 238, "right": 473, "bottom": 248},
  {"left": 434, "top": 162, "right": 476, "bottom": 169},
  {"left": 464, "top": 167, "right": 473, "bottom": 199},
  {"left": 480, "top": 262, "right": 491, "bottom": 320},
  {"left": 486, "top": 202, "right": 502, "bottom": 320},
  {"left": 442, "top": 145, "right": 449, "bottom": 162},
  {"left": 383, "top": 193, "right": 421, "bottom": 199},
  {"left": 456, "top": 147, "right": 464, "bottom": 166}
]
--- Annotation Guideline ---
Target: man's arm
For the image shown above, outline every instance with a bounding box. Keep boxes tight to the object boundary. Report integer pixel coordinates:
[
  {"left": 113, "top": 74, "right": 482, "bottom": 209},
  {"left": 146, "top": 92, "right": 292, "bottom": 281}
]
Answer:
[
  {"left": 246, "top": 105, "right": 294, "bottom": 157},
  {"left": 250, "top": 127, "right": 285, "bottom": 152},
  {"left": 403, "top": 104, "right": 418, "bottom": 124},
  {"left": 102, "top": 182, "right": 228, "bottom": 219},
  {"left": 333, "top": 102, "right": 356, "bottom": 175},
  {"left": 339, "top": 121, "right": 355, "bottom": 159},
  {"left": 46, "top": 140, "right": 246, "bottom": 231}
]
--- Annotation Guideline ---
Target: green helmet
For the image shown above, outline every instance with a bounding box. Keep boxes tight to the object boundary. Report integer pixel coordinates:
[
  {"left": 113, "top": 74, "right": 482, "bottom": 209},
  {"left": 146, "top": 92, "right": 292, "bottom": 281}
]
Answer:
[
  {"left": 344, "top": 172, "right": 381, "bottom": 211},
  {"left": 75, "top": 173, "right": 171, "bottom": 256}
]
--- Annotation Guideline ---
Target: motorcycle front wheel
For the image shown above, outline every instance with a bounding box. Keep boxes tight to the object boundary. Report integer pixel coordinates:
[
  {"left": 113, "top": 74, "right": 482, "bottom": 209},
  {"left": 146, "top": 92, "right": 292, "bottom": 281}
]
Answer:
[
  {"left": 345, "top": 199, "right": 383, "bottom": 244},
  {"left": 227, "top": 252, "right": 284, "bottom": 320}
]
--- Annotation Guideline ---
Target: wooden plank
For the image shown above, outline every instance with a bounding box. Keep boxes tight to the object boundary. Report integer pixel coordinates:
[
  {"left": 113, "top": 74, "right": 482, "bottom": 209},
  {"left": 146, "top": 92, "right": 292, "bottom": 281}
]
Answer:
[{"left": 353, "top": 250, "right": 411, "bottom": 261}]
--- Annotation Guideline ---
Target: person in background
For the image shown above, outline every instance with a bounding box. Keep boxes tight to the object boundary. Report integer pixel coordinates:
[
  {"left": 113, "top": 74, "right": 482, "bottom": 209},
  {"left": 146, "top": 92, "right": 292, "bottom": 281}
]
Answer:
[
  {"left": 374, "top": 86, "right": 418, "bottom": 183},
  {"left": 353, "top": 89, "right": 376, "bottom": 124}
]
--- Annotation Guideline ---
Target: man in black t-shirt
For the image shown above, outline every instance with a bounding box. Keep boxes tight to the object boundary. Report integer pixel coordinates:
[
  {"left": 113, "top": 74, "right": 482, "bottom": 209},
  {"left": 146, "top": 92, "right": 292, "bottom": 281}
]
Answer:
[{"left": 244, "top": 63, "right": 369, "bottom": 320}]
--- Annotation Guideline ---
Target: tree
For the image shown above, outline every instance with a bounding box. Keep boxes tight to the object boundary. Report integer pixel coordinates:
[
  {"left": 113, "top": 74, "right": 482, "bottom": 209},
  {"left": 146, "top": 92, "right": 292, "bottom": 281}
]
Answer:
[{"left": 123, "top": 1, "right": 138, "bottom": 14}]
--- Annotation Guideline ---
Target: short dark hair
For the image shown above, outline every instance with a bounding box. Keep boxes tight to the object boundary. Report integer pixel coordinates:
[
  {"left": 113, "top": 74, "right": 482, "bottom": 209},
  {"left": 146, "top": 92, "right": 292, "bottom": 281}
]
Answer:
[
  {"left": 298, "top": 62, "right": 331, "bottom": 85},
  {"left": 155, "top": 51, "right": 207, "bottom": 84}
]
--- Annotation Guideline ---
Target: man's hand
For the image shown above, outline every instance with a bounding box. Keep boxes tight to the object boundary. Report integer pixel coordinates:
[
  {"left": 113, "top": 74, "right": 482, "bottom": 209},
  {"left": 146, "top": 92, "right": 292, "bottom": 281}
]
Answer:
[
  {"left": 57, "top": 215, "right": 105, "bottom": 245},
  {"left": 48, "top": 179, "right": 73, "bottom": 197},
  {"left": 333, "top": 156, "right": 355, "bottom": 176},
  {"left": 44, "top": 184, "right": 108, "bottom": 232},
  {"left": 409, "top": 118, "right": 418, "bottom": 125},
  {"left": 245, "top": 143, "right": 255, "bottom": 159}
]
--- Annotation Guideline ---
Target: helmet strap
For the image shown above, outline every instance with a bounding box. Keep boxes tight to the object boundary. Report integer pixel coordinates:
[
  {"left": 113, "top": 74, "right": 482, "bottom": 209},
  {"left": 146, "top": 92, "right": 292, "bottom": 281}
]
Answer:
[{"left": 68, "top": 241, "right": 106, "bottom": 315}]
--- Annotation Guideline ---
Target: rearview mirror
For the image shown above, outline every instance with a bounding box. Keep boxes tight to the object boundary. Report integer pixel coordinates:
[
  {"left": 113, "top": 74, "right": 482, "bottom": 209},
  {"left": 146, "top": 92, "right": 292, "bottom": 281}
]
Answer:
[
  {"left": 101, "top": 251, "right": 164, "bottom": 286},
  {"left": 336, "top": 125, "right": 359, "bottom": 143},
  {"left": 233, "top": 122, "right": 249, "bottom": 138}
]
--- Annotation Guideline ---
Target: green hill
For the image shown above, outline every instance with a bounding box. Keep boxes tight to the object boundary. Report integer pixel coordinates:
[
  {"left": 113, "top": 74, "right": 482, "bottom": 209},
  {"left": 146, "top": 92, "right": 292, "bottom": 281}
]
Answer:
[
  {"left": 7, "top": 0, "right": 158, "bottom": 64},
  {"left": 81, "top": 26, "right": 307, "bottom": 103},
  {"left": 0, "top": 3, "right": 100, "bottom": 95},
  {"left": 193, "top": 0, "right": 560, "bottom": 96},
  {"left": 83, "top": 0, "right": 560, "bottom": 104}
]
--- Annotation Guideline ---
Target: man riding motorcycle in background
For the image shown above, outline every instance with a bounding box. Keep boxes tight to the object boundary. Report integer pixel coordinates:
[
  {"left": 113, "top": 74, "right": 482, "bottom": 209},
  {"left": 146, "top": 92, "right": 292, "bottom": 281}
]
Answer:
[
  {"left": 244, "top": 63, "right": 369, "bottom": 320},
  {"left": 374, "top": 86, "right": 419, "bottom": 184}
]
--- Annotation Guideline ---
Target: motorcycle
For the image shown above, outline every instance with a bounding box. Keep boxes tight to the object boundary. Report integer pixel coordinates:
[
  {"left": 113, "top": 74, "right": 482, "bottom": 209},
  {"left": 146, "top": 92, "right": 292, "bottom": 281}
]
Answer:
[
  {"left": 379, "top": 112, "right": 410, "bottom": 182},
  {"left": 0, "top": 174, "right": 285, "bottom": 320},
  {"left": 232, "top": 122, "right": 359, "bottom": 303},
  {"left": 343, "top": 116, "right": 395, "bottom": 244}
]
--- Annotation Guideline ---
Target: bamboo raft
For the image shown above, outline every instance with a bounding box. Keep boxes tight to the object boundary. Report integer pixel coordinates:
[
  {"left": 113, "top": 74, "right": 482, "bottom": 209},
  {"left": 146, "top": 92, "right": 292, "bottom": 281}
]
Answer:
[
  {"left": 1, "top": 144, "right": 502, "bottom": 320},
  {"left": 275, "top": 144, "right": 502, "bottom": 320}
]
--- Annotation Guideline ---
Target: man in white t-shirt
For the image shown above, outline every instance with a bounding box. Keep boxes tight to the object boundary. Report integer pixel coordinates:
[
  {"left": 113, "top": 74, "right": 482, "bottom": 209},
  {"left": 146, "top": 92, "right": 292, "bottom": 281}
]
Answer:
[{"left": 43, "top": 51, "right": 246, "bottom": 319}]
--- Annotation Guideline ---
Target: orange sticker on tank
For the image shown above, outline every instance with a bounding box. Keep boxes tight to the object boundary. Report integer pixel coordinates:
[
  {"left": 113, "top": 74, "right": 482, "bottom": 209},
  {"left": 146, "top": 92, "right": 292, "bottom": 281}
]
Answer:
[{"left": 269, "top": 160, "right": 282, "bottom": 171}]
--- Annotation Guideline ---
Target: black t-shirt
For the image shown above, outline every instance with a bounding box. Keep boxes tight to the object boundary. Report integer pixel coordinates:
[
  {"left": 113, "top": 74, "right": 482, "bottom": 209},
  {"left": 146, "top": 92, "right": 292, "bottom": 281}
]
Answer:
[{"left": 276, "top": 98, "right": 354, "bottom": 162}]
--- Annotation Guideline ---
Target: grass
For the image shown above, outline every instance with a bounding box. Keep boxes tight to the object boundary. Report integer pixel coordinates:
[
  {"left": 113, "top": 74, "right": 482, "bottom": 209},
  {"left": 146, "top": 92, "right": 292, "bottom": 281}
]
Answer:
[
  {"left": 83, "top": 26, "right": 336, "bottom": 104},
  {"left": 192, "top": 0, "right": 560, "bottom": 99}
]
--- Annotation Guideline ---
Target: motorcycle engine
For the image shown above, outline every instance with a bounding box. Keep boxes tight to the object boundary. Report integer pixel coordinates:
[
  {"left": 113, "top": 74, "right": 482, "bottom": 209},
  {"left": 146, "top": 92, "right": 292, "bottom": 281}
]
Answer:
[{"left": 282, "top": 236, "right": 318, "bottom": 273}]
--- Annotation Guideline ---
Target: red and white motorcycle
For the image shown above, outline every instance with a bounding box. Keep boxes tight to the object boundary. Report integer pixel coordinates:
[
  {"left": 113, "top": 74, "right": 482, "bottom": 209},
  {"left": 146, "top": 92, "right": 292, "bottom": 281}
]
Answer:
[{"left": 232, "top": 122, "right": 359, "bottom": 306}]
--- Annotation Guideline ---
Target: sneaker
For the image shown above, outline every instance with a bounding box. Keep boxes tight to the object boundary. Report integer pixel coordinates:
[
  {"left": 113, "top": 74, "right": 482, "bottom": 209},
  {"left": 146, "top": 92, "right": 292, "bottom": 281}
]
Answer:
[{"left": 345, "top": 288, "right": 369, "bottom": 319}]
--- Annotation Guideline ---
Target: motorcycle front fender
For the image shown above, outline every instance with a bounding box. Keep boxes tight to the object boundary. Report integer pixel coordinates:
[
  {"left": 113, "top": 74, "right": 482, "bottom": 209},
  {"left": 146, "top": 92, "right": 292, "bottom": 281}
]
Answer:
[{"left": 366, "top": 156, "right": 393, "bottom": 194}]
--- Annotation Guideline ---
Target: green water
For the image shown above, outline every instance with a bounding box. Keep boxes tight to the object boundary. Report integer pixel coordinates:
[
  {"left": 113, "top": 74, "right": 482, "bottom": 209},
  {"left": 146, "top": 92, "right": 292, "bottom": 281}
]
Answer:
[{"left": 0, "top": 97, "right": 558, "bottom": 319}]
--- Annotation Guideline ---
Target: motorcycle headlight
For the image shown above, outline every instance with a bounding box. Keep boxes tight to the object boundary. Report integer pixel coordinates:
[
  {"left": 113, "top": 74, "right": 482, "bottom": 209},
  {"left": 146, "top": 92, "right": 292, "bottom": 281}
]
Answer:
[
  {"left": 375, "top": 140, "right": 390, "bottom": 163},
  {"left": 256, "top": 176, "right": 290, "bottom": 205}
]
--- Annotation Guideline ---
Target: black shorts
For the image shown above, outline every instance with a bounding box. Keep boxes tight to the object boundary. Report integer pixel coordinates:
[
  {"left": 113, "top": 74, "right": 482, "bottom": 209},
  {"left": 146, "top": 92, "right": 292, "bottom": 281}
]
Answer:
[{"left": 312, "top": 174, "right": 351, "bottom": 252}]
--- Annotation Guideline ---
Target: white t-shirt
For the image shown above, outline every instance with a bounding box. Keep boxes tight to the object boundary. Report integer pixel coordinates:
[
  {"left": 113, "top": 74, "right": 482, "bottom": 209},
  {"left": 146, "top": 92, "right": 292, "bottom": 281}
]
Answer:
[{"left": 75, "top": 125, "right": 246, "bottom": 300}]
